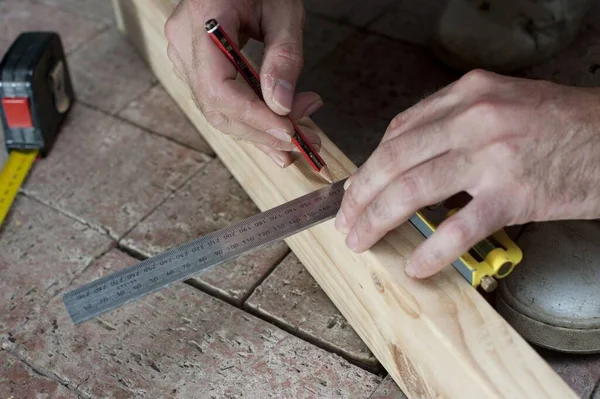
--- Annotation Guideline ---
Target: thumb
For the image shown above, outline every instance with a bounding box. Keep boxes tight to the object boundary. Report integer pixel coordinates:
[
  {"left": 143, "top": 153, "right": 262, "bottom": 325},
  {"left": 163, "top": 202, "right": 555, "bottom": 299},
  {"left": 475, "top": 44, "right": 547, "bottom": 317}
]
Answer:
[{"left": 259, "top": 2, "right": 306, "bottom": 116}]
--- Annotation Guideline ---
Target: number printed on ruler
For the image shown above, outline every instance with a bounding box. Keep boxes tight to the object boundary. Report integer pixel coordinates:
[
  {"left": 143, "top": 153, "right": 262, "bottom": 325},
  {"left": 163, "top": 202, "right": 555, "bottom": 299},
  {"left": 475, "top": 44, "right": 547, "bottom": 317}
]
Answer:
[{"left": 63, "top": 179, "right": 347, "bottom": 324}]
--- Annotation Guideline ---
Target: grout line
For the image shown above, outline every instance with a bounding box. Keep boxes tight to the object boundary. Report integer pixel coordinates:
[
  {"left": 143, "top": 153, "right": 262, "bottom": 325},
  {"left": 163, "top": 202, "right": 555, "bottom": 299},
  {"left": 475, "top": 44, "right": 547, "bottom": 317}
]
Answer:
[
  {"left": 112, "top": 245, "right": 384, "bottom": 375},
  {"left": 117, "top": 159, "right": 212, "bottom": 242},
  {"left": 366, "top": 375, "right": 398, "bottom": 399},
  {"left": 237, "top": 248, "right": 291, "bottom": 305},
  {"left": 29, "top": 0, "right": 115, "bottom": 28},
  {"left": 305, "top": 10, "right": 429, "bottom": 50},
  {"left": 242, "top": 301, "right": 384, "bottom": 375},
  {"left": 66, "top": 25, "right": 112, "bottom": 56},
  {"left": 182, "top": 279, "right": 243, "bottom": 308},
  {"left": 116, "top": 242, "right": 147, "bottom": 261},
  {"left": 116, "top": 190, "right": 175, "bottom": 243},
  {"left": 1, "top": 348, "right": 93, "bottom": 398},
  {"left": 76, "top": 100, "right": 216, "bottom": 158},
  {"left": 60, "top": 243, "right": 119, "bottom": 297},
  {"left": 19, "top": 192, "right": 116, "bottom": 239}
]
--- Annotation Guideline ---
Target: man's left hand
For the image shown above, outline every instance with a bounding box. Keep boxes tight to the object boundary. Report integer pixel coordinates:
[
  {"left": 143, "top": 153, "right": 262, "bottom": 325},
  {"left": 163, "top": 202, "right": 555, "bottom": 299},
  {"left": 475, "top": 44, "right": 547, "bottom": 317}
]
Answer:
[{"left": 334, "top": 69, "right": 600, "bottom": 279}]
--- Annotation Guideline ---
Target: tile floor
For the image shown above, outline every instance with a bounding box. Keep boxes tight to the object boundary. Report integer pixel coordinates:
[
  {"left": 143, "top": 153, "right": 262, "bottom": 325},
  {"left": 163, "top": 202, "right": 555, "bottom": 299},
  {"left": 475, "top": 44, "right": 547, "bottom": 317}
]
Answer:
[{"left": 1, "top": 0, "right": 600, "bottom": 397}]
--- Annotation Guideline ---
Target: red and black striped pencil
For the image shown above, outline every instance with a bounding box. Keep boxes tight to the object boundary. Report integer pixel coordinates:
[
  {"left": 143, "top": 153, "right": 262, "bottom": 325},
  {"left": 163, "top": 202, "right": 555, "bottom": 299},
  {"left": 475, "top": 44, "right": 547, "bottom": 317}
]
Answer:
[{"left": 204, "top": 18, "right": 333, "bottom": 183}]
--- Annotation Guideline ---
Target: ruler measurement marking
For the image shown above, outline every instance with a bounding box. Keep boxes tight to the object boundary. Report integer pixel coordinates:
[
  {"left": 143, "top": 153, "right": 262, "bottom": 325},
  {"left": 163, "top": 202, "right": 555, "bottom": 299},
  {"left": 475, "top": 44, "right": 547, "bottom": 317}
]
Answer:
[{"left": 63, "top": 180, "right": 346, "bottom": 324}]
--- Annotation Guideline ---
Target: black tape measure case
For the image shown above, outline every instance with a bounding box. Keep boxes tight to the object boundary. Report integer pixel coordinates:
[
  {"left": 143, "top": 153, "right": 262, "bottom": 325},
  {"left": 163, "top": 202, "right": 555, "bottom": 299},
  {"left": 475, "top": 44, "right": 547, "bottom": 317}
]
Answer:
[{"left": 0, "top": 32, "right": 75, "bottom": 156}]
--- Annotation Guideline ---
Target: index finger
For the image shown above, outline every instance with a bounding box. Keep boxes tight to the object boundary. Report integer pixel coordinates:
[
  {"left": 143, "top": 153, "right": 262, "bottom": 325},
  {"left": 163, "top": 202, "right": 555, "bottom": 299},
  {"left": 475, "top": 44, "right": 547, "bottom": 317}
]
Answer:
[{"left": 195, "top": 16, "right": 294, "bottom": 137}]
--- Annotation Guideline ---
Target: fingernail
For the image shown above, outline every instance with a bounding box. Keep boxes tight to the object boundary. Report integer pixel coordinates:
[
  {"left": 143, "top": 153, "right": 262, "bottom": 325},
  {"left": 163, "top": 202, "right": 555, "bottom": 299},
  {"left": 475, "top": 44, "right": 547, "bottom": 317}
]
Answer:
[
  {"left": 405, "top": 261, "right": 417, "bottom": 278},
  {"left": 273, "top": 80, "right": 294, "bottom": 113},
  {"left": 346, "top": 229, "right": 358, "bottom": 250},
  {"left": 343, "top": 177, "right": 353, "bottom": 191},
  {"left": 266, "top": 128, "right": 292, "bottom": 143},
  {"left": 271, "top": 153, "right": 288, "bottom": 168},
  {"left": 335, "top": 210, "right": 349, "bottom": 233},
  {"left": 301, "top": 99, "right": 323, "bottom": 118}
]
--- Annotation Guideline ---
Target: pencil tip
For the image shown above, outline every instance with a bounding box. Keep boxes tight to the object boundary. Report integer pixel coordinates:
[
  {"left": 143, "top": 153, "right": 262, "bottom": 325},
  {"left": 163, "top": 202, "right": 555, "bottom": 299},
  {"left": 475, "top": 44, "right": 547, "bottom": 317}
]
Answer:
[{"left": 320, "top": 166, "right": 334, "bottom": 183}]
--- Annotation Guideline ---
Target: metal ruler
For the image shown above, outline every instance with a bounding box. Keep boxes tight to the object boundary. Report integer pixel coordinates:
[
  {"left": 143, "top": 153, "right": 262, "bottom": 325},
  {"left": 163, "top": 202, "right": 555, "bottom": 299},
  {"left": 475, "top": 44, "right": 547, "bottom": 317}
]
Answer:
[
  {"left": 63, "top": 179, "right": 347, "bottom": 324},
  {"left": 63, "top": 178, "right": 523, "bottom": 324}
]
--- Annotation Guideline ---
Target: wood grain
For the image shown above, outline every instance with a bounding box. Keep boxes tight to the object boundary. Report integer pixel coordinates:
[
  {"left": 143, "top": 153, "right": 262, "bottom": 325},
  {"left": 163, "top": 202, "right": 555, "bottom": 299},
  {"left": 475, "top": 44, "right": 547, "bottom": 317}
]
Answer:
[{"left": 112, "top": 0, "right": 577, "bottom": 397}]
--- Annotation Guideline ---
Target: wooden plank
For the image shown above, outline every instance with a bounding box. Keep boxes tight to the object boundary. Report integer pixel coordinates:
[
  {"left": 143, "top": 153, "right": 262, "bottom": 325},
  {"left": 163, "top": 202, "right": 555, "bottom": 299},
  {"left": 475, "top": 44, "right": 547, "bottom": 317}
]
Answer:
[{"left": 113, "top": 1, "right": 577, "bottom": 397}]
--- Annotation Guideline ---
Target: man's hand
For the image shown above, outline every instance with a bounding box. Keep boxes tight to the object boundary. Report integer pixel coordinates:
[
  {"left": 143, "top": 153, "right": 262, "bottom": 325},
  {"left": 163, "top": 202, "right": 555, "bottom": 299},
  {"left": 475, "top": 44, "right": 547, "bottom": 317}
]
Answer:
[
  {"left": 334, "top": 69, "right": 600, "bottom": 279},
  {"left": 164, "top": 0, "right": 322, "bottom": 167}
]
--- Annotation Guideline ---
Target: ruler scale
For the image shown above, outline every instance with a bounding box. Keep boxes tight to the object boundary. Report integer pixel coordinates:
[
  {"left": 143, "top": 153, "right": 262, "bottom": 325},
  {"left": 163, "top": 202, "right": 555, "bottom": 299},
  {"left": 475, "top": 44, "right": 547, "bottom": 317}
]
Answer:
[{"left": 63, "top": 179, "right": 347, "bottom": 324}]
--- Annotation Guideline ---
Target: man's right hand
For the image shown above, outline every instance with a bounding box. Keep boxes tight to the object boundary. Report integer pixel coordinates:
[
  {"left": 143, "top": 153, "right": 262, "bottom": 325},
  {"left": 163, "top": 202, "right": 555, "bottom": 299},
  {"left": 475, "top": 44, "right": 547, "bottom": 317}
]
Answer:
[{"left": 164, "top": 0, "right": 323, "bottom": 167}]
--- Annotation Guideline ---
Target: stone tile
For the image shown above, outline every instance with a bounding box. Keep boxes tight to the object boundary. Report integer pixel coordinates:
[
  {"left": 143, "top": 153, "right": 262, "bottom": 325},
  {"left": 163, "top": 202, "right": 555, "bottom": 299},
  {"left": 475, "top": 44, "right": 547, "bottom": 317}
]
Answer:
[
  {"left": 0, "top": 0, "right": 106, "bottom": 54},
  {"left": 0, "top": 195, "right": 113, "bottom": 333},
  {"left": 4, "top": 249, "right": 382, "bottom": 398},
  {"left": 0, "top": 350, "right": 75, "bottom": 398},
  {"left": 121, "top": 159, "right": 289, "bottom": 306},
  {"left": 119, "top": 85, "right": 214, "bottom": 155},
  {"left": 297, "top": 32, "right": 457, "bottom": 166},
  {"left": 244, "top": 14, "right": 356, "bottom": 72},
  {"left": 22, "top": 104, "right": 209, "bottom": 238},
  {"left": 33, "top": 0, "right": 117, "bottom": 25},
  {"left": 245, "top": 253, "right": 378, "bottom": 370},
  {"left": 67, "top": 29, "right": 157, "bottom": 114},
  {"left": 539, "top": 348, "right": 600, "bottom": 399},
  {"left": 304, "top": 0, "right": 395, "bottom": 28},
  {"left": 367, "top": 0, "right": 446, "bottom": 46},
  {"left": 370, "top": 376, "right": 408, "bottom": 399},
  {"left": 521, "top": 1, "right": 600, "bottom": 88},
  {"left": 309, "top": 105, "right": 389, "bottom": 166}
]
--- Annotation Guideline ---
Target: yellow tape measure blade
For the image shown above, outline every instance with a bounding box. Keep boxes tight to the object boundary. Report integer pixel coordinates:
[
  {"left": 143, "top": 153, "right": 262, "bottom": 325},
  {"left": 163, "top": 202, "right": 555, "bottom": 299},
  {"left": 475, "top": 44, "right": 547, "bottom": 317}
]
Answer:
[{"left": 0, "top": 150, "right": 38, "bottom": 225}]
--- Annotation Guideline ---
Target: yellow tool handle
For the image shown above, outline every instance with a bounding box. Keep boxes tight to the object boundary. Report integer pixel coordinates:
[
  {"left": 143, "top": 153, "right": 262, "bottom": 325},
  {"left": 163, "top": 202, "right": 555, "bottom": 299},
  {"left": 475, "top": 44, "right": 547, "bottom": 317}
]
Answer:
[
  {"left": 0, "top": 150, "right": 38, "bottom": 226},
  {"left": 412, "top": 209, "right": 523, "bottom": 291}
]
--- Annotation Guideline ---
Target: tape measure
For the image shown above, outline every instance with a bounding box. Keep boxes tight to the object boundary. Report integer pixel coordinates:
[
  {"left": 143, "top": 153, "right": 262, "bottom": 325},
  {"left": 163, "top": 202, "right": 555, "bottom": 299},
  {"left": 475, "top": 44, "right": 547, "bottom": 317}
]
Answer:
[
  {"left": 0, "top": 31, "right": 74, "bottom": 226},
  {"left": 0, "top": 150, "right": 38, "bottom": 223},
  {"left": 64, "top": 178, "right": 523, "bottom": 324}
]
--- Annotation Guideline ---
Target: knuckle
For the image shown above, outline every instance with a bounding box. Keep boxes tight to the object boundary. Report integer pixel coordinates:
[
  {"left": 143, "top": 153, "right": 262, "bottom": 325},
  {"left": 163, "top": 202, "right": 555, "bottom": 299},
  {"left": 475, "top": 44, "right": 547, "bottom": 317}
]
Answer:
[
  {"left": 198, "top": 82, "right": 220, "bottom": 107},
  {"left": 343, "top": 186, "right": 360, "bottom": 212},
  {"left": 378, "top": 139, "right": 401, "bottom": 167},
  {"left": 388, "top": 112, "right": 407, "bottom": 131},
  {"left": 235, "top": 132, "right": 253, "bottom": 142},
  {"left": 204, "top": 109, "right": 229, "bottom": 130},
  {"left": 446, "top": 219, "right": 472, "bottom": 245},
  {"left": 264, "top": 137, "right": 286, "bottom": 148},
  {"left": 458, "top": 68, "right": 495, "bottom": 88},
  {"left": 396, "top": 175, "right": 420, "bottom": 204},
  {"left": 163, "top": 14, "right": 179, "bottom": 42},
  {"left": 239, "top": 95, "right": 262, "bottom": 124},
  {"left": 272, "top": 45, "right": 304, "bottom": 70},
  {"left": 164, "top": 19, "right": 174, "bottom": 42},
  {"left": 369, "top": 196, "right": 392, "bottom": 223},
  {"left": 357, "top": 213, "right": 376, "bottom": 236},
  {"left": 464, "top": 98, "right": 503, "bottom": 125}
]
